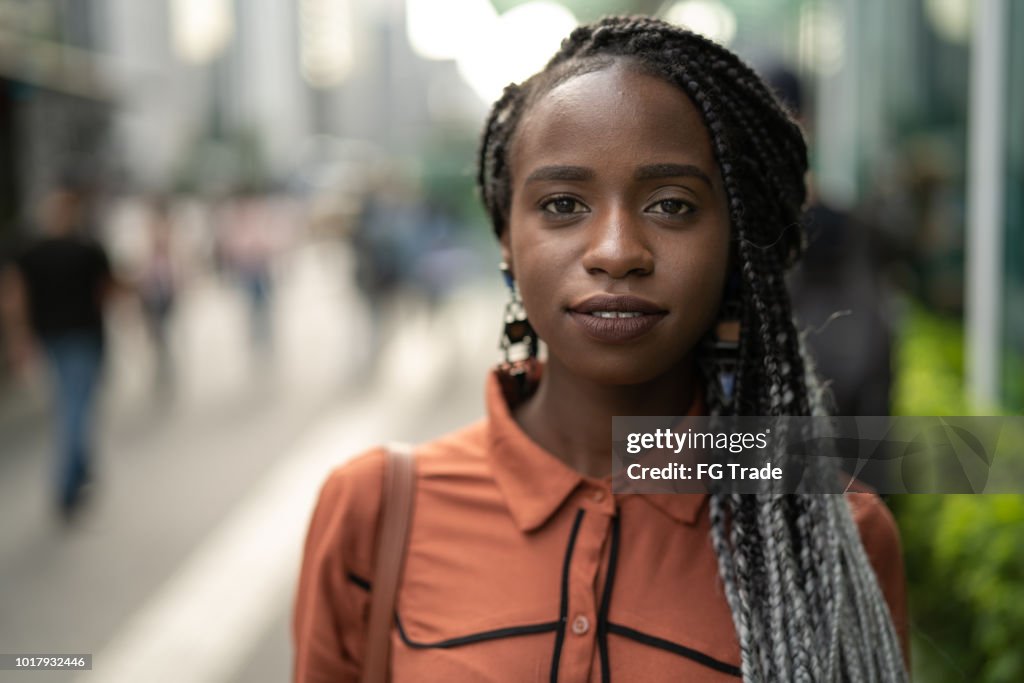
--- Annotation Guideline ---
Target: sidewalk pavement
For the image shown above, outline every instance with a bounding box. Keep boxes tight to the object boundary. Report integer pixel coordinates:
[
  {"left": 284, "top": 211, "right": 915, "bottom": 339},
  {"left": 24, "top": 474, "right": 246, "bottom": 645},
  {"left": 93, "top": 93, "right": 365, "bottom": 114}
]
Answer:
[{"left": 0, "top": 239, "right": 504, "bottom": 683}]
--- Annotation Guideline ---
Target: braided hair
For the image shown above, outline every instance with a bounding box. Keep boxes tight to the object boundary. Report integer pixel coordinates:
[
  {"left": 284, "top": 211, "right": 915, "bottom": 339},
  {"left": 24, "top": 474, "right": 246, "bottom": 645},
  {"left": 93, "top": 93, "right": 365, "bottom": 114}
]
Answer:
[{"left": 476, "top": 16, "right": 907, "bottom": 683}]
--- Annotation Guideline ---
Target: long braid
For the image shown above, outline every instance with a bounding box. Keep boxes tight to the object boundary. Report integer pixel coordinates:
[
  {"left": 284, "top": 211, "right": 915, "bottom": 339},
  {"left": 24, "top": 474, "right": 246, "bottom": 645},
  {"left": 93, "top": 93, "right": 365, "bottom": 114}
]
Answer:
[
  {"left": 825, "top": 495, "right": 847, "bottom": 678},
  {"left": 757, "top": 496, "right": 793, "bottom": 681},
  {"left": 709, "top": 495, "right": 758, "bottom": 681},
  {"left": 729, "top": 494, "right": 769, "bottom": 680},
  {"left": 476, "top": 15, "right": 907, "bottom": 682},
  {"left": 773, "top": 497, "right": 817, "bottom": 682}
]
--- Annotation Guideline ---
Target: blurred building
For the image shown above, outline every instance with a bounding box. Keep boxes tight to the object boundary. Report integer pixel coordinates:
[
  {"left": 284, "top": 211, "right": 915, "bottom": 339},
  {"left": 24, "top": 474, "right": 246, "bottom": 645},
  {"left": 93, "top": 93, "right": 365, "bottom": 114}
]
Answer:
[
  {"left": 802, "top": 0, "right": 1023, "bottom": 410},
  {"left": 1, "top": 0, "right": 1020, "bottom": 408},
  {"left": 693, "top": 0, "right": 1021, "bottom": 411},
  {"left": 96, "top": 0, "right": 482, "bottom": 193},
  {"left": 0, "top": 0, "right": 113, "bottom": 242}
]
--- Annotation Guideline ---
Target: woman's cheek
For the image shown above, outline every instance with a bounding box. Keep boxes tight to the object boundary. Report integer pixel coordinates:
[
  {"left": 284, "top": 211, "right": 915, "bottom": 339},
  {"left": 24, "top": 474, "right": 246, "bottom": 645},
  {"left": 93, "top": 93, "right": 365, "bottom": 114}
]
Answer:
[
  {"left": 511, "top": 232, "right": 570, "bottom": 316},
  {"left": 516, "top": 263, "right": 560, "bottom": 336}
]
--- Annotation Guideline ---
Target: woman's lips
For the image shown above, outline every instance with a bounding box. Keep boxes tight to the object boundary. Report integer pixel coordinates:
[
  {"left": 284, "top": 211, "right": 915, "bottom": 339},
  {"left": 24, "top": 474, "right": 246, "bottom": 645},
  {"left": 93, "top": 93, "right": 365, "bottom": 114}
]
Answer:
[{"left": 567, "top": 295, "right": 667, "bottom": 343}]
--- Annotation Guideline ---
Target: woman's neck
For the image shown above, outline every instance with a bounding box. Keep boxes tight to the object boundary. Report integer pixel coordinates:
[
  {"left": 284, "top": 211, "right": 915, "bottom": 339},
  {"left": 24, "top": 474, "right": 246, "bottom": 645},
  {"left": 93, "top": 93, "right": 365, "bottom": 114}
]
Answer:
[{"left": 513, "top": 357, "right": 696, "bottom": 479}]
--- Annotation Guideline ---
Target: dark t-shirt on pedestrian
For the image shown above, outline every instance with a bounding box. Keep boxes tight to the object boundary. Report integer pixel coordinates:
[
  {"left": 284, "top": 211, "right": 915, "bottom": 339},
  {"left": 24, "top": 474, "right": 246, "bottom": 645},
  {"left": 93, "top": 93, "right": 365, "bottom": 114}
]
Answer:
[{"left": 16, "top": 236, "right": 111, "bottom": 339}]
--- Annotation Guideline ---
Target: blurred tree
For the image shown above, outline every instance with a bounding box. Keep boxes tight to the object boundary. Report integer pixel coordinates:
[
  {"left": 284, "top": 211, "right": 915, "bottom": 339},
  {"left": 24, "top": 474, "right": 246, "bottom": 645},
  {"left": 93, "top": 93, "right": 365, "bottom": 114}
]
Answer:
[{"left": 418, "top": 125, "right": 487, "bottom": 236}]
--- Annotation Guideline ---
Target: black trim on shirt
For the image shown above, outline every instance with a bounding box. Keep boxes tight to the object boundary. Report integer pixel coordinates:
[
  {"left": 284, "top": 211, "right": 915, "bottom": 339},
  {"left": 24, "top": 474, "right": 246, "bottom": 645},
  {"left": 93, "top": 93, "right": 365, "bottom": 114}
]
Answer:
[
  {"left": 597, "top": 513, "right": 621, "bottom": 682},
  {"left": 347, "top": 554, "right": 564, "bottom": 651},
  {"left": 606, "top": 622, "right": 742, "bottom": 677},
  {"left": 395, "top": 615, "right": 559, "bottom": 649},
  {"left": 347, "top": 572, "right": 371, "bottom": 591},
  {"left": 550, "top": 508, "right": 586, "bottom": 683},
  {"left": 350, "top": 571, "right": 558, "bottom": 648},
  {"left": 351, "top": 513, "right": 735, "bottom": 679}
]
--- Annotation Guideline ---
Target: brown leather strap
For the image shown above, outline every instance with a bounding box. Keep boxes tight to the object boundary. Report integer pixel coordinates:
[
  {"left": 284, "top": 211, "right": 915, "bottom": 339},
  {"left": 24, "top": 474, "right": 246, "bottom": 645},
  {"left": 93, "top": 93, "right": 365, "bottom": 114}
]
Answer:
[{"left": 361, "top": 443, "right": 416, "bottom": 683}]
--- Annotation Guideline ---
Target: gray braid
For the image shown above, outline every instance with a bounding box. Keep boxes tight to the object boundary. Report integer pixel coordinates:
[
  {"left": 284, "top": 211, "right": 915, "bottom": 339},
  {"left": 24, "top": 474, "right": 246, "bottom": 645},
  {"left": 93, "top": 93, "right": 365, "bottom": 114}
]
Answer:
[
  {"left": 758, "top": 496, "right": 792, "bottom": 681},
  {"left": 710, "top": 495, "right": 758, "bottom": 681},
  {"left": 709, "top": 344, "right": 907, "bottom": 682}
]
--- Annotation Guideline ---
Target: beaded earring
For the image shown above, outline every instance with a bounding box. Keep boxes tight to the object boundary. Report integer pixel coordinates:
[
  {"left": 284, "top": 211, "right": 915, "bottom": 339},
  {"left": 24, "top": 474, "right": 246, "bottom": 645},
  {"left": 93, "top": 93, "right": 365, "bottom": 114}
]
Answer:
[{"left": 498, "top": 262, "right": 540, "bottom": 402}]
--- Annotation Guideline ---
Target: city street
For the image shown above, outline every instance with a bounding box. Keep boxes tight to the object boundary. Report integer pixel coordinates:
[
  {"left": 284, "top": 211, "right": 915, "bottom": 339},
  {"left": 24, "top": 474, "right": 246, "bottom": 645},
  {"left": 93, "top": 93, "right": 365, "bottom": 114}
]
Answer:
[{"left": 0, "top": 240, "right": 503, "bottom": 683}]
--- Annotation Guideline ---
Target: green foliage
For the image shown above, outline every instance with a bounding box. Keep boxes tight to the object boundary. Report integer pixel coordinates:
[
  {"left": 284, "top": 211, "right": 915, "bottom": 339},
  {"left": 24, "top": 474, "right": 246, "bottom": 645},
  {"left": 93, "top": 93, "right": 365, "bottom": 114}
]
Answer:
[
  {"left": 892, "top": 494, "right": 1024, "bottom": 682},
  {"left": 1003, "top": 347, "right": 1024, "bottom": 411},
  {"left": 889, "top": 305, "right": 1024, "bottom": 682},
  {"left": 417, "top": 125, "right": 488, "bottom": 235},
  {"left": 892, "top": 305, "right": 969, "bottom": 415}
]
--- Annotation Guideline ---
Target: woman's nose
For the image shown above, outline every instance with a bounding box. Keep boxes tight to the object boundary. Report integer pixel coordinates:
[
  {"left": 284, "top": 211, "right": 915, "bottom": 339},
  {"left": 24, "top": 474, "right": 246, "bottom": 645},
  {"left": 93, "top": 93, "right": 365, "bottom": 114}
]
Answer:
[{"left": 581, "top": 209, "right": 654, "bottom": 278}]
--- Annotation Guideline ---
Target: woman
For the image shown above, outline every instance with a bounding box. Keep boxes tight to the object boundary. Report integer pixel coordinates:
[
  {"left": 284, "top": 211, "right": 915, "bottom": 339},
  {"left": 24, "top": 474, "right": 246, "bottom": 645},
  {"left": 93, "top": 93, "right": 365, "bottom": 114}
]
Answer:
[{"left": 294, "top": 16, "right": 908, "bottom": 682}]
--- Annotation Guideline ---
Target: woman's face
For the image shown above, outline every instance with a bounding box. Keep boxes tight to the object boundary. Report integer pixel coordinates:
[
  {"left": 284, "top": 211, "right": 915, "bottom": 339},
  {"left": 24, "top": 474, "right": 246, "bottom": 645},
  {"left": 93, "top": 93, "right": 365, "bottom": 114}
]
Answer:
[{"left": 503, "top": 61, "right": 731, "bottom": 386}]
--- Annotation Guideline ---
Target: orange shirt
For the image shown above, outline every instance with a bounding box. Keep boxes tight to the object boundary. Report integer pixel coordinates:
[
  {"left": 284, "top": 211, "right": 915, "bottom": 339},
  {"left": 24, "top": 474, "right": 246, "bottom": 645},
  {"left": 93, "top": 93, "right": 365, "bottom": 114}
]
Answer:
[{"left": 293, "top": 371, "right": 908, "bottom": 682}]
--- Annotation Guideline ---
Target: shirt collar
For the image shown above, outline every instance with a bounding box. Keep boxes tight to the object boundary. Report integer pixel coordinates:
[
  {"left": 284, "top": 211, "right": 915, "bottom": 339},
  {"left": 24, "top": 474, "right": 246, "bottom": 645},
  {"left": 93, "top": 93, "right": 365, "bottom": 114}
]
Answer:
[
  {"left": 485, "top": 369, "right": 708, "bottom": 532},
  {"left": 635, "top": 492, "right": 708, "bottom": 526}
]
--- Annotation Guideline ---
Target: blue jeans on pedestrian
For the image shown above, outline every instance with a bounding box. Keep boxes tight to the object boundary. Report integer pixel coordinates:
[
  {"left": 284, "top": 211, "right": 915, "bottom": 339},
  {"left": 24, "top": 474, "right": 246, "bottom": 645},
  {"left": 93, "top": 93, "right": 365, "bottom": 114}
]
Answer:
[{"left": 42, "top": 332, "right": 104, "bottom": 510}]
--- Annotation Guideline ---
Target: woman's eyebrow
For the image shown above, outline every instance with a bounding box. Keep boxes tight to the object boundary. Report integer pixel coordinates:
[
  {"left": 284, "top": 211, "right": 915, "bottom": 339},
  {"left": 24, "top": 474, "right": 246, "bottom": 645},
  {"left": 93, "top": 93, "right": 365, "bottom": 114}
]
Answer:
[
  {"left": 634, "top": 163, "right": 712, "bottom": 187},
  {"left": 524, "top": 165, "right": 594, "bottom": 183}
]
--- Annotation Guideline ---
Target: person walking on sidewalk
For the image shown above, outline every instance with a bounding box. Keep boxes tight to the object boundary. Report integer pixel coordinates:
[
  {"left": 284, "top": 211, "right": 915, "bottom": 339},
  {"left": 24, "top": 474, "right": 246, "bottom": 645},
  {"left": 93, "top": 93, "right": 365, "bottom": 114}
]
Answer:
[{"left": 1, "top": 183, "right": 114, "bottom": 520}]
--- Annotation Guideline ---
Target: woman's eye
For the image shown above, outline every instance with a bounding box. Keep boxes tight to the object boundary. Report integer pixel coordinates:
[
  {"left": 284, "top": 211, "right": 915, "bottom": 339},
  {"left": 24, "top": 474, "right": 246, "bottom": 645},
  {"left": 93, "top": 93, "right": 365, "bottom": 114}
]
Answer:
[
  {"left": 541, "top": 197, "right": 588, "bottom": 215},
  {"left": 646, "top": 199, "right": 691, "bottom": 215}
]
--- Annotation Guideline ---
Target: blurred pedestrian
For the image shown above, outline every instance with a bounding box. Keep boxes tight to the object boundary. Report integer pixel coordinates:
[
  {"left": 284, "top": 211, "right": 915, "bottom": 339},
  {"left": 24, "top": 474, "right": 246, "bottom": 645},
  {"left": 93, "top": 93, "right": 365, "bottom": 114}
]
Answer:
[
  {"left": 350, "top": 174, "right": 417, "bottom": 364},
  {"left": 220, "top": 191, "right": 276, "bottom": 352},
  {"left": 138, "top": 197, "right": 178, "bottom": 389},
  {"left": 766, "top": 65, "right": 895, "bottom": 415},
  {"left": 0, "top": 183, "right": 114, "bottom": 520}
]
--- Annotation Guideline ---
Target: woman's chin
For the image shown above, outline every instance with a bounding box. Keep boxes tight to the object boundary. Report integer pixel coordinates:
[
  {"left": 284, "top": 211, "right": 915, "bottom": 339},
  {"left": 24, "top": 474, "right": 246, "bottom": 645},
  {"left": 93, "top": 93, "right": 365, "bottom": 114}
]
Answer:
[{"left": 551, "top": 354, "right": 689, "bottom": 388}]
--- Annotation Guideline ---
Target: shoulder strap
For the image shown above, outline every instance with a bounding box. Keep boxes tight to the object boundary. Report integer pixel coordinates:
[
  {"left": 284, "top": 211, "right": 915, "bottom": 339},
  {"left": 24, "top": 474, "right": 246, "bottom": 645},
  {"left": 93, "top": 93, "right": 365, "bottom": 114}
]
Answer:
[{"left": 361, "top": 443, "right": 416, "bottom": 683}]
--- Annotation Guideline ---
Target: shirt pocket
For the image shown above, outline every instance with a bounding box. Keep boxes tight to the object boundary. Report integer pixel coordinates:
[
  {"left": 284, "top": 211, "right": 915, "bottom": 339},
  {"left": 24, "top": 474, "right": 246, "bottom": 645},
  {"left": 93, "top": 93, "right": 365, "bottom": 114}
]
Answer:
[
  {"left": 389, "top": 563, "right": 562, "bottom": 682},
  {"left": 606, "top": 607, "right": 742, "bottom": 681}
]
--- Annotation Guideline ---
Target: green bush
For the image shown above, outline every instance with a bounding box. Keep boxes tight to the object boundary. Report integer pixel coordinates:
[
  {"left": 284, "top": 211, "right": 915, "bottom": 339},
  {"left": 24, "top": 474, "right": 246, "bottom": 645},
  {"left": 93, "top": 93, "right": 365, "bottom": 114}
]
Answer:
[{"left": 889, "top": 305, "right": 1024, "bottom": 682}]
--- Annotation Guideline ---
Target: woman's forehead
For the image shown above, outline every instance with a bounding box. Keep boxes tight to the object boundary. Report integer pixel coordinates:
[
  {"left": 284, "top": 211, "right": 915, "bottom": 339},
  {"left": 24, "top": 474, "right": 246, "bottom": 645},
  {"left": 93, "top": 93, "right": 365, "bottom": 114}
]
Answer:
[{"left": 510, "top": 62, "right": 716, "bottom": 179}]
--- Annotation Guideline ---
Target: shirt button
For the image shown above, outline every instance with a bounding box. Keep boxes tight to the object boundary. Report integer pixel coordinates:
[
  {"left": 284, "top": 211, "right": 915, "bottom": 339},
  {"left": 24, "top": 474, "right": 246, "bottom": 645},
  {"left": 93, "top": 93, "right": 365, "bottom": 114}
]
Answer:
[
  {"left": 571, "top": 615, "right": 590, "bottom": 635},
  {"left": 591, "top": 489, "right": 605, "bottom": 503}
]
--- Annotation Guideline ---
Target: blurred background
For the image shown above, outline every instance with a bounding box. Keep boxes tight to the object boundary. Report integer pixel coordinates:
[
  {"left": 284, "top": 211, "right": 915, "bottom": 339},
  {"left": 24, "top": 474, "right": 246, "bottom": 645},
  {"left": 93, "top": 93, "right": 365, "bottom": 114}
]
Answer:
[{"left": 0, "top": 0, "right": 1020, "bottom": 681}]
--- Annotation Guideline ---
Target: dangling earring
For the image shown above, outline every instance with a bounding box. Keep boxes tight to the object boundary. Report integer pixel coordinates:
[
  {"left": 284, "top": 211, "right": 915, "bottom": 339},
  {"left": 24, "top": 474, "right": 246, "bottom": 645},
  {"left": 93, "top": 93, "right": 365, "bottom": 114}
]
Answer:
[
  {"left": 701, "top": 270, "right": 741, "bottom": 413},
  {"left": 498, "top": 262, "right": 540, "bottom": 402}
]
